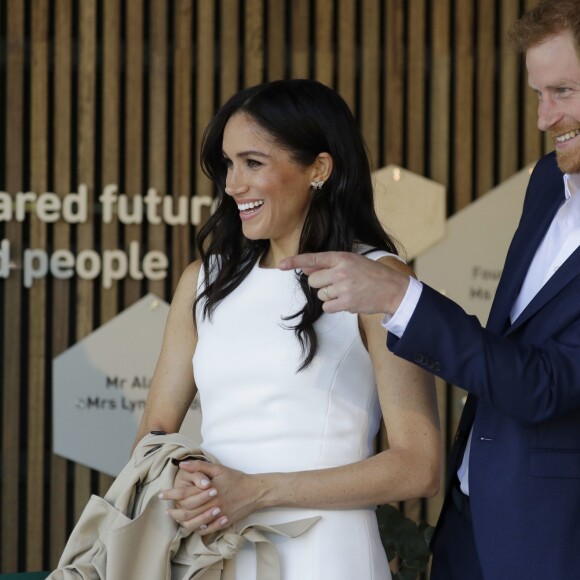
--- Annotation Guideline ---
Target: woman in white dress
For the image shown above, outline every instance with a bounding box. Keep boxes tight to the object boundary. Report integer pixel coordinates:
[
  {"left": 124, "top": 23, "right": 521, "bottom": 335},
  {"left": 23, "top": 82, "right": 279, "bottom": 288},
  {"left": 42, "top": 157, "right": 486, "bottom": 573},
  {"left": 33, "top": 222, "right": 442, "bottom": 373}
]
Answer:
[{"left": 133, "top": 79, "right": 440, "bottom": 579}]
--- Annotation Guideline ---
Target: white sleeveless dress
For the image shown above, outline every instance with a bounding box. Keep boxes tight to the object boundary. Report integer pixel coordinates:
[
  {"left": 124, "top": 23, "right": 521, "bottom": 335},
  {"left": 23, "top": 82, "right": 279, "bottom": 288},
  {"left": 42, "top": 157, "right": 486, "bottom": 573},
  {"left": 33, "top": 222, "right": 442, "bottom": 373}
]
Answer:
[{"left": 193, "top": 250, "right": 395, "bottom": 580}]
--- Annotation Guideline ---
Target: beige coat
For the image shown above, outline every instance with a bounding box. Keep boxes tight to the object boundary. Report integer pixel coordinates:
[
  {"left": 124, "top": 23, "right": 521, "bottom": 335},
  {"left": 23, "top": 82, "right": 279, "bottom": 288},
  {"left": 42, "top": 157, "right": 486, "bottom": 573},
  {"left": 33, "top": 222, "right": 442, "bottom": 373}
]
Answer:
[{"left": 48, "top": 432, "right": 319, "bottom": 580}]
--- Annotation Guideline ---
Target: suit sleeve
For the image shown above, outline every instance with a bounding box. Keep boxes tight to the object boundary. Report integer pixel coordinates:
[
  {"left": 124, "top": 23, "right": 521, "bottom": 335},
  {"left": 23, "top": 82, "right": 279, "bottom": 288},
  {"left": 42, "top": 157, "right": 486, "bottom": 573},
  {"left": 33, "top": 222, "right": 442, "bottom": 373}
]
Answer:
[{"left": 387, "top": 283, "right": 580, "bottom": 424}]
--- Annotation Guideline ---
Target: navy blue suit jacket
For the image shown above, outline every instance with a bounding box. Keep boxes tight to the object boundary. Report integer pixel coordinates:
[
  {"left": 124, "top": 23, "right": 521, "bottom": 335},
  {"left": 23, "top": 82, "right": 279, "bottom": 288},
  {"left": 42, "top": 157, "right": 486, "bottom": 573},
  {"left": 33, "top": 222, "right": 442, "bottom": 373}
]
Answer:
[{"left": 388, "top": 152, "right": 580, "bottom": 578}]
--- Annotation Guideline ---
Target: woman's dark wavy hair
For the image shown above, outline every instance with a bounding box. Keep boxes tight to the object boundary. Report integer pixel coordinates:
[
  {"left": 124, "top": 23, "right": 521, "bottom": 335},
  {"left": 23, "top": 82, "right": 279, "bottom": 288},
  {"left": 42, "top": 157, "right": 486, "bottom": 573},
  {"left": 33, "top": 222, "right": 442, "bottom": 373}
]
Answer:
[{"left": 195, "top": 79, "right": 399, "bottom": 370}]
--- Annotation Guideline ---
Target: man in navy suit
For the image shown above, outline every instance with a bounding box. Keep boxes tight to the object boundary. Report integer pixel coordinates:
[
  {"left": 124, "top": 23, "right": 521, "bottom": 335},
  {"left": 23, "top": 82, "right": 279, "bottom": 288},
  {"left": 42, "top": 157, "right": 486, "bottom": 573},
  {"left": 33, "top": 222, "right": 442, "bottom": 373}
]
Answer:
[{"left": 280, "top": 0, "right": 580, "bottom": 577}]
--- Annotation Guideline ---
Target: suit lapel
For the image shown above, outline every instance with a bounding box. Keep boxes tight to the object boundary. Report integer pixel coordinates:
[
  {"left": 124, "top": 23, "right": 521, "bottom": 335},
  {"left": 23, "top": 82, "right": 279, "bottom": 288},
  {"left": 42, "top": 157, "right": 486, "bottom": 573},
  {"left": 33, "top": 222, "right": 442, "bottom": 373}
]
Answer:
[
  {"left": 487, "top": 160, "right": 565, "bottom": 335},
  {"left": 508, "top": 245, "right": 580, "bottom": 334}
]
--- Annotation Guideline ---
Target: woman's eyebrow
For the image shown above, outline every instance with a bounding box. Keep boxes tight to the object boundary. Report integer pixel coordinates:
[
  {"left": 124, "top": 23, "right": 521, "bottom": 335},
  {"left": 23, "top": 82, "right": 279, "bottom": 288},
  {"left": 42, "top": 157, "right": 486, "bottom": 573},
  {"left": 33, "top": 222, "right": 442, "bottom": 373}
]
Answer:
[{"left": 222, "top": 149, "right": 271, "bottom": 159}]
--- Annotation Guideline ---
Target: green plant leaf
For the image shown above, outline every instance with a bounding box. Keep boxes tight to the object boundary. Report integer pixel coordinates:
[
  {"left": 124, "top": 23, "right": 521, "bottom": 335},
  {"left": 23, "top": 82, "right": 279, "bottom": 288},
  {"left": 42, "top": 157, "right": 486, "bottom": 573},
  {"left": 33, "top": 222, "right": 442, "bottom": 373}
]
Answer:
[
  {"left": 396, "top": 566, "right": 420, "bottom": 580},
  {"left": 421, "top": 522, "right": 435, "bottom": 546},
  {"left": 399, "top": 536, "right": 430, "bottom": 561}
]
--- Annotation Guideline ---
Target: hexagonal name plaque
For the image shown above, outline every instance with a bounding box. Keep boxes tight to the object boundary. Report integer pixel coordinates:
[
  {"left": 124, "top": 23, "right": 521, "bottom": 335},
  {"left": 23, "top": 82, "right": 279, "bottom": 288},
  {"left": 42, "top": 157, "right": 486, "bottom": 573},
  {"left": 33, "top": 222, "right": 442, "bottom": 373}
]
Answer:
[
  {"left": 373, "top": 165, "right": 446, "bottom": 260},
  {"left": 53, "top": 293, "right": 202, "bottom": 476}
]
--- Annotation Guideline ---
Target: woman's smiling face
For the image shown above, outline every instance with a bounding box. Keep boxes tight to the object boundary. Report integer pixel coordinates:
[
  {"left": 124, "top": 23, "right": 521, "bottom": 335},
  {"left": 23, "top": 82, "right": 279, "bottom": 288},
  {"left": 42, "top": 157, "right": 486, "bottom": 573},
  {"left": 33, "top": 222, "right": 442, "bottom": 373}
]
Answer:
[{"left": 222, "top": 113, "right": 320, "bottom": 261}]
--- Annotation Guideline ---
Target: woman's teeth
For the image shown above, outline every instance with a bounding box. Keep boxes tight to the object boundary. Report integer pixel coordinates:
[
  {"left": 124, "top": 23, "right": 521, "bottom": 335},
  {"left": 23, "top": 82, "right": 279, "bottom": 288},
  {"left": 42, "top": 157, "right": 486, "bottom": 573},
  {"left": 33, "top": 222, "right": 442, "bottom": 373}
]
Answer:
[{"left": 238, "top": 200, "right": 264, "bottom": 211}]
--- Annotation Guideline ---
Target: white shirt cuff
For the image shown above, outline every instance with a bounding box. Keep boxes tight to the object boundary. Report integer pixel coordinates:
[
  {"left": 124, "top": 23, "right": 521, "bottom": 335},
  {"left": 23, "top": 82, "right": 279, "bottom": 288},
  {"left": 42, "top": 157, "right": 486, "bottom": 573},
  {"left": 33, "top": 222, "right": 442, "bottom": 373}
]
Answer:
[{"left": 381, "top": 277, "right": 423, "bottom": 337}]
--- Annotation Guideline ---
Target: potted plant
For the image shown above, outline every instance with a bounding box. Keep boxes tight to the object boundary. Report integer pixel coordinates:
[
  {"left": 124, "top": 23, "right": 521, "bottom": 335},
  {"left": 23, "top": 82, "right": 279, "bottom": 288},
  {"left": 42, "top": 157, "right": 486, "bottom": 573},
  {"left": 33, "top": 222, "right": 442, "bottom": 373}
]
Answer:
[{"left": 377, "top": 504, "right": 435, "bottom": 580}]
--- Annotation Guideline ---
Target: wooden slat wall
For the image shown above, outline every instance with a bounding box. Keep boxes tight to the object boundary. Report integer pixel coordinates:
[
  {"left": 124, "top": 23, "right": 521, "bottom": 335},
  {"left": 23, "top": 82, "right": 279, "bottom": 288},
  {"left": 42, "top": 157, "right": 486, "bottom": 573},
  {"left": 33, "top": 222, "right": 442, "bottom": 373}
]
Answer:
[{"left": 0, "top": 0, "right": 546, "bottom": 574}]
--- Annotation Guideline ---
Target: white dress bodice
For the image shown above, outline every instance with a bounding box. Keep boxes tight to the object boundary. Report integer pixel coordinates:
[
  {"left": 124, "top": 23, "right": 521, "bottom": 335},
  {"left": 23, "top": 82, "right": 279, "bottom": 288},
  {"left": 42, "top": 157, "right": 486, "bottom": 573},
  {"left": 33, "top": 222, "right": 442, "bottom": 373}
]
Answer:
[{"left": 193, "top": 251, "right": 394, "bottom": 579}]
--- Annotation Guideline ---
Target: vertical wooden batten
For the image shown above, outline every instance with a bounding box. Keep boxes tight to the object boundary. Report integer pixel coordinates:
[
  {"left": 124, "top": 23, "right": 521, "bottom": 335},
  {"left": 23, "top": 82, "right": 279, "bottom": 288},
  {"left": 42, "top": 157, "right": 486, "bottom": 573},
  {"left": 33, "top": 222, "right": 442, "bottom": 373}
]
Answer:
[
  {"left": 475, "top": 0, "right": 496, "bottom": 198},
  {"left": 429, "top": 0, "right": 451, "bottom": 187},
  {"left": 100, "top": 0, "right": 121, "bottom": 327},
  {"left": 383, "top": 0, "right": 404, "bottom": 167},
  {"left": 361, "top": 0, "right": 381, "bottom": 165},
  {"left": 452, "top": 0, "right": 475, "bottom": 211},
  {"left": 220, "top": 0, "right": 240, "bottom": 101},
  {"left": 244, "top": 0, "right": 264, "bottom": 87},
  {"left": 171, "top": 0, "right": 194, "bottom": 291},
  {"left": 73, "top": 0, "right": 97, "bottom": 523},
  {"left": 522, "top": 0, "right": 545, "bottom": 165},
  {"left": 123, "top": 0, "right": 145, "bottom": 308},
  {"left": 406, "top": 0, "right": 426, "bottom": 174},
  {"left": 192, "top": 0, "right": 212, "bottom": 240},
  {"left": 499, "top": 0, "right": 520, "bottom": 182},
  {"left": 49, "top": 0, "right": 73, "bottom": 565},
  {"left": 97, "top": 0, "right": 122, "bottom": 498},
  {"left": 2, "top": 1, "right": 25, "bottom": 571},
  {"left": 147, "top": 0, "right": 168, "bottom": 299},
  {"left": 337, "top": 0, "right": 356, "bottom": 111},
  {"left": 290, "top": 0, "right": 309, "bottom": 78},
  {"left": 314, "top": 0, "right": 334, "bottom": 88},
  {"left": 26, "top": 0, "right": 50, "bottom": 567},
  {"left": 427, "top": 0, "right": 451, "bottom": 536},
  {"left": 266, "top": 0, "right": 285, "bottom": 81}
]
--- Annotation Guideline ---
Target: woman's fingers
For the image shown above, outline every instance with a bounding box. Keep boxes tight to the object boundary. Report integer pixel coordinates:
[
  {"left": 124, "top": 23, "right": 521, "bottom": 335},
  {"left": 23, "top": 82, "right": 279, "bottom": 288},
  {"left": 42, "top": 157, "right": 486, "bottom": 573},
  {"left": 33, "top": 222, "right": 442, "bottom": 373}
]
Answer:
[
  {"left": 159, "top": 482, "right": 216, "bottom": 506},
  {"left": 168, "top": 504, "right": 230, "bottom": 534},
  {"left": 174, "top": 469, "right": 213, "bottom": 490}
]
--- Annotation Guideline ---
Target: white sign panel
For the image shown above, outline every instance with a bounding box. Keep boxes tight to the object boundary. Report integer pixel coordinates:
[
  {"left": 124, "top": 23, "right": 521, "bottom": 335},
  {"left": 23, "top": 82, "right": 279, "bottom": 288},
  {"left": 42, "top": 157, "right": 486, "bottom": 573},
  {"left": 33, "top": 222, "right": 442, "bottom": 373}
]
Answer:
[
  {"left": 53, "top": 293, "right": 202, "bottom": 476},
  {"left": 415, "top": 165, "right": 534, "bottom": 325}
]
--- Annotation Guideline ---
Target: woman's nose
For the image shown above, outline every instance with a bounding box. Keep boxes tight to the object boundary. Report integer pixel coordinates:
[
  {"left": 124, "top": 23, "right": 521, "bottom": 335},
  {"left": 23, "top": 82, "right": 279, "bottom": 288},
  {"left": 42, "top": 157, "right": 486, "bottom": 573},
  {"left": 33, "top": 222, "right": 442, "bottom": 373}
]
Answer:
[{"left": 224, "top": 170, "right": 249, "bottom": 196}]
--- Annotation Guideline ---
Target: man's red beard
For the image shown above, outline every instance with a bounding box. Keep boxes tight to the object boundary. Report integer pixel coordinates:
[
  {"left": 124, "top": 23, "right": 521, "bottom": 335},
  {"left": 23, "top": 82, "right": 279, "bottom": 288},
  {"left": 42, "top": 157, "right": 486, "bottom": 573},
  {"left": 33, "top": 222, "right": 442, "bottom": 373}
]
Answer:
[{"left": 549, "top": 123, "right": 580, "bottom": 174}]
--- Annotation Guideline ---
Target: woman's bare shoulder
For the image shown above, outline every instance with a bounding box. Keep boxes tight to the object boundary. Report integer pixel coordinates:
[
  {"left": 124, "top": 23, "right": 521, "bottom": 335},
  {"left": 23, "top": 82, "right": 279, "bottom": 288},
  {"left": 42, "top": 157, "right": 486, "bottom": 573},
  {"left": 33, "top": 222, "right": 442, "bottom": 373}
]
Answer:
[
  {"left": 173, "top": 259, "right": 204, "bottom": 303},
  {"left": 376, "top": 254, "right": 416, "bottom": 278}
]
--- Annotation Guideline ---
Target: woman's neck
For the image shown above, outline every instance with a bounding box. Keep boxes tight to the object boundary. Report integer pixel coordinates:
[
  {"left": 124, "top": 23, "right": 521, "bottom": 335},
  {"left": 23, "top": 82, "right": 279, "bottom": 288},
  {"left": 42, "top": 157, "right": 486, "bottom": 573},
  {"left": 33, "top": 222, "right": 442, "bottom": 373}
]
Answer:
[{"left": 260, "top": 240, "right": 299, "bottom": 269}]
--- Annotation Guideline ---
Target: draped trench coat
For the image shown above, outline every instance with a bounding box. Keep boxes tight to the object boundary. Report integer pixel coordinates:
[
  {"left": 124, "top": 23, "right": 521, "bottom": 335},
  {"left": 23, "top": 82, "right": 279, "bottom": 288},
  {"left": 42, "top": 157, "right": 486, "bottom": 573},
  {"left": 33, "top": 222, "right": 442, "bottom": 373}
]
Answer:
[{"left": 48, "top": 432, "right": 318, "bottom": 580}]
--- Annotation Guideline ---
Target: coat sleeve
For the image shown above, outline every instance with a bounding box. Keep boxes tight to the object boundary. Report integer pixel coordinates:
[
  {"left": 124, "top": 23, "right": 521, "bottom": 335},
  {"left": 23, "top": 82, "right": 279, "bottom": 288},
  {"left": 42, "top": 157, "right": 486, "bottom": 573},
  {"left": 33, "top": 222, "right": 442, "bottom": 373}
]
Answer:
[{"left": 387, "top": 282, "right": 580, "bottom": 424}]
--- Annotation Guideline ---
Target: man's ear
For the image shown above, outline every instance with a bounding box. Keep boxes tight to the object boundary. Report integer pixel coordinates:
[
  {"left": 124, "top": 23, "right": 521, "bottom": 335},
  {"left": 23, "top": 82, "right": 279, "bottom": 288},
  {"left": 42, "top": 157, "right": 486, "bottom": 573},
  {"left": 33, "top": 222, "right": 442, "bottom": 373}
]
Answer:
[{"left": 311, "top": 152, "right": 333, "bottom": 184}]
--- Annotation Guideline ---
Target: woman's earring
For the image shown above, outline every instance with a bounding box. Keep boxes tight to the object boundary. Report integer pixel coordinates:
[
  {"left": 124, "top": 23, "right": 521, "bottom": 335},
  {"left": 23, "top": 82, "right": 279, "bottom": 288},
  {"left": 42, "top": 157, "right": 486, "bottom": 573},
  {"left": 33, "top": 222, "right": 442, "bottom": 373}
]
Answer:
[{"left": 310, "top": 181, "right": 324, "bottom": 190}]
